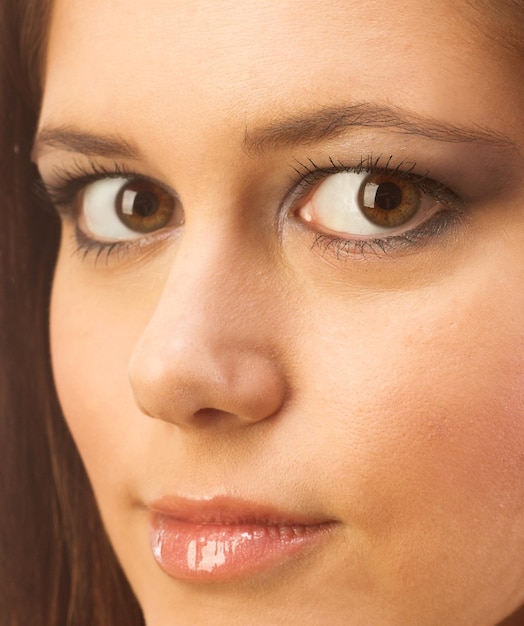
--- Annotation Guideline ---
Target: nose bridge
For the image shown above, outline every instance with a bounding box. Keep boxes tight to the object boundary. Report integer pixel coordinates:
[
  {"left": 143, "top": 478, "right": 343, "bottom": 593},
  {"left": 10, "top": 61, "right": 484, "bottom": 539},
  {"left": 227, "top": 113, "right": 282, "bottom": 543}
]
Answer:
[
  {"left": 128, "top": 222, "right": 288, "bottom": 426},
  {"left": 155, "top": 224, "right": 275, "bottom": 347}
]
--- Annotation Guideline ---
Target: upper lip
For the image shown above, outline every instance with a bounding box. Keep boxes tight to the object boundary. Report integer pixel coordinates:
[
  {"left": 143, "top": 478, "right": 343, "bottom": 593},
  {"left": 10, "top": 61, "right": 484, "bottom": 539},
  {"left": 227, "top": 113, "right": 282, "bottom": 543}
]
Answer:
[{"left": 147, "top": 494, "right": 334, "bottom": 527}]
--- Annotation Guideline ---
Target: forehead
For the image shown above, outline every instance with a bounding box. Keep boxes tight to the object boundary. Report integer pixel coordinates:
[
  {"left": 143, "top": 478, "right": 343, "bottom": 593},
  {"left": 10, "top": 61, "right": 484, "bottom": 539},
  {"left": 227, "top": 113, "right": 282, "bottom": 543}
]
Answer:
[{"left": 40, "top": 0, "right": 520, "bottom": 157}]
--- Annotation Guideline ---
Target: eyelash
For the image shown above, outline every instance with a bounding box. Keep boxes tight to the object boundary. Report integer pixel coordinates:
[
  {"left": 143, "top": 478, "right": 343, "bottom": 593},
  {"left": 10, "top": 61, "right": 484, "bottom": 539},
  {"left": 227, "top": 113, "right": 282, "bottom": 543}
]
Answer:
[
  {"left": 41, "top": 159, "right": 133, "bottom": 207},
  {"left": 289, "top": 154, "right": 463, "bottom": 258},
  {"left": 38, "top": 160, "right": 162, "bottom": 262},
  {"left": 37, "top": 154, "right": 464, "bottom": 263}
]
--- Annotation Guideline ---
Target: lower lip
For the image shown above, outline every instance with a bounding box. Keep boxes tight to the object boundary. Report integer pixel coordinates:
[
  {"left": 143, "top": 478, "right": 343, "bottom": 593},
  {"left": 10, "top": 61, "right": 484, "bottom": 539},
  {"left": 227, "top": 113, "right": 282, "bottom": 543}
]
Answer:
[{"left": 149, "top": 514, "right": 333, "bottom": 581}]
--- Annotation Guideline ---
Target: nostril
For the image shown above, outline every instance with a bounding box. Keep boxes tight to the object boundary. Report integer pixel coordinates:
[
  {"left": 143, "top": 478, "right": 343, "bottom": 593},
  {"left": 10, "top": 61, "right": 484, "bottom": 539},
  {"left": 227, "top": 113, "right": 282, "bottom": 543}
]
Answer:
[
  {"left": 193, "top": 407, "right": 225, "bottom": 419},
  {"left": 190, "top": 407, "right": 249, "bottom": 428}
]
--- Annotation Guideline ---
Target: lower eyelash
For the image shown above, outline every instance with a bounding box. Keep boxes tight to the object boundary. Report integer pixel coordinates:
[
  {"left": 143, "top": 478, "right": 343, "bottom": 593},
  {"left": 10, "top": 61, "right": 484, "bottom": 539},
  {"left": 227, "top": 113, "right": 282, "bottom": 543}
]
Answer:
[
  {"left": 45, "top": 152, "right": 463, "bottom": 264},
  {"left": 71, "top": 224, "right": 157, "bottom": 265},
  {"left": 291, "top": 153, "right": 464, "bottom": 259},
  {"left": 310, "top": 207, "right": 465, "bottom": 260},
  {"left": 71, "top": 222, "right": 177, "bottom": 265},
  {"left": 70, "top": 228, "right": 128, "bottom": 264}
]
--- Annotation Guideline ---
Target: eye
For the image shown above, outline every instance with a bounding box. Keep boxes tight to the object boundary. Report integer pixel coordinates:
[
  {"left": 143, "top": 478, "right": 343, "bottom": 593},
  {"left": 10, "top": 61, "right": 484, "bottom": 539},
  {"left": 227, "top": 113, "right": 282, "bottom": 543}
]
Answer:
[
  {"left": 296, "top": 170, "right": 438, "bottom": 238},
  {"left": 78, "top": 177, "right": 182, "bottom": 241}
]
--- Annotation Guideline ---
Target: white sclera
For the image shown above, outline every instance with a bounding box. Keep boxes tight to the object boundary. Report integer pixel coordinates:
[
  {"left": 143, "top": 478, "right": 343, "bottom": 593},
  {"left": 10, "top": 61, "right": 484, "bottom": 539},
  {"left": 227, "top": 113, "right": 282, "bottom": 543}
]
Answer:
[
  {"left": 82, "top": 177, "right": 141, "bottom": 240},
  {"left": 310, "top": 171, "right": 397, "bottom": 236}
]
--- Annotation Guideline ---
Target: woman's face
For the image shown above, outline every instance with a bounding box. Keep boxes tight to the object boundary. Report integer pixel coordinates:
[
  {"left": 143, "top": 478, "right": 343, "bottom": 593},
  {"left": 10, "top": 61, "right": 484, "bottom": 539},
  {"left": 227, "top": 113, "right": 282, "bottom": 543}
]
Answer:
[{"left": 37, "top": 1, "right": 524, "bottom": 624}]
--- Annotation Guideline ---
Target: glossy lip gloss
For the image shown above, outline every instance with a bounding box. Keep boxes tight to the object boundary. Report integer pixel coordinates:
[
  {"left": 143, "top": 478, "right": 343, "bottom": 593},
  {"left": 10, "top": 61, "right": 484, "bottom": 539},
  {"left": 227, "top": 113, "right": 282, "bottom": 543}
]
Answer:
[{"left": 148, "top": 497, "right": 335, "bottom": 582}]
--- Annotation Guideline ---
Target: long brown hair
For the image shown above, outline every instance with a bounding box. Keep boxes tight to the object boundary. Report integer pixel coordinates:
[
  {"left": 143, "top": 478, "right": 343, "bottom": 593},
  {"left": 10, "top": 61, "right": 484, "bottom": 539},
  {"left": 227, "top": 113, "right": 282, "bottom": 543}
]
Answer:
[{"left": 0, "top": 2, "right": 143, "bottom": 624}]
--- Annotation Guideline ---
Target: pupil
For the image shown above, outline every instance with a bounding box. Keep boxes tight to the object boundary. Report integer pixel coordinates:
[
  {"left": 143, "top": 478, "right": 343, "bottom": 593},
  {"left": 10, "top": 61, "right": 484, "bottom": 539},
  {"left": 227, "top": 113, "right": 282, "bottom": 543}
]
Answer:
[
  {"left": 133, "top": 192, "right": 159, "bottom": 218},
  {"left": 374, "top": 182, "right": 403, "bottom": 211}
]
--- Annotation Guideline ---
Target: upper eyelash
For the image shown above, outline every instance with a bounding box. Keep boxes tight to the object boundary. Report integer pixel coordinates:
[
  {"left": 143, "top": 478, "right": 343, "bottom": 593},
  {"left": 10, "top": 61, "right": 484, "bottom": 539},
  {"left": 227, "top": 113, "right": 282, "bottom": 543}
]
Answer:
[
  {"left": 36, "top": 159, "right": 136, "bottom": 212},
  {"left": 289, "top": 153, "right": 464, "bottom": 258},
  {"left": 38, "top": 152, "right": 459, "bottom": 213},
  {"left": 36, "top": 152, "right": 464, "bottom": 263},
  {"left": 290, "top": 153, "right": 460, "bottom": 207}
]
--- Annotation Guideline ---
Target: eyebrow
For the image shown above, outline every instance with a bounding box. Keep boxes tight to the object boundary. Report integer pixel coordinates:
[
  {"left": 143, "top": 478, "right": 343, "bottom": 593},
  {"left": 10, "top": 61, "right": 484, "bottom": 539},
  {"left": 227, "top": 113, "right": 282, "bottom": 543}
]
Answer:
[
  {"left": 33, "top": 102, "right": 514, "bottom": 163},
  {"left": 32, "top": 125, "right": 141, "bottom": 161},
  {"left": 243, "top": 102, "right": 514, "bottom": 154}
]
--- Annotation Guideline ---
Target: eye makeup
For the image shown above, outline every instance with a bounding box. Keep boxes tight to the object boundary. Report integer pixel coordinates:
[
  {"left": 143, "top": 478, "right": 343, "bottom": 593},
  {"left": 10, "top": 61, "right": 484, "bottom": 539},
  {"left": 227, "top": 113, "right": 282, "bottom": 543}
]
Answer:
[{"left": 35, "top": 126, "right": 519, "bottom": 265}]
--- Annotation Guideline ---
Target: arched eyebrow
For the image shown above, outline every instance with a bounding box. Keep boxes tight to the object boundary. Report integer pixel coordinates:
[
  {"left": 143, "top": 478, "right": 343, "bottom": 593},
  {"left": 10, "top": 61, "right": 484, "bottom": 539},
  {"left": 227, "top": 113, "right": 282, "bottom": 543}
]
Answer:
[
  {"left": 32, "top": 124, "right": 141, "bottom": 161},
  {"left": 33, "top": 102, "right": 514, "bottom": 162},
  {"left": 243, "top": 102, "right": 514, "bottom": 155}
]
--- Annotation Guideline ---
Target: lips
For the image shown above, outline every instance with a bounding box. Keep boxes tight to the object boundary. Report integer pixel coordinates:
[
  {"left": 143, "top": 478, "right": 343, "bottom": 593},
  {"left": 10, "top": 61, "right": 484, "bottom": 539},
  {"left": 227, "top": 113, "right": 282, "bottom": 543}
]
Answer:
[{"left": 148, "top": 496, "right": 335, "bottom": 582}]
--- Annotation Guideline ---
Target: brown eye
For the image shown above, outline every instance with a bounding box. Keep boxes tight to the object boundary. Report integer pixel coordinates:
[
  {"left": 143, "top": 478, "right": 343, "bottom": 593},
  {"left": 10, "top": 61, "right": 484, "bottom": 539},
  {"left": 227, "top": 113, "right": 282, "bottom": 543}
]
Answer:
[
  {"left": 80, "top": 177, "right": 182, "bottom": 241},
  {"left": 116, "top": 179, "right": 179, "bottom": 233},
  {"left": 297, "top": 169, "right": 439, "bottom": 239},
  {"left": 358, "top": 172, "right": 420, "bottom": 227}
]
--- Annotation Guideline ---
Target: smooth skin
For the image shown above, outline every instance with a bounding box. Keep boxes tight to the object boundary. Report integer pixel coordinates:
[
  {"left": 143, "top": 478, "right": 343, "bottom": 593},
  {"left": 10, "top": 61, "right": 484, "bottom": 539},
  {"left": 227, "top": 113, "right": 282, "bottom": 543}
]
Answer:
[{"left": 37, "top": 1, "right": 524, "bottom": 624}]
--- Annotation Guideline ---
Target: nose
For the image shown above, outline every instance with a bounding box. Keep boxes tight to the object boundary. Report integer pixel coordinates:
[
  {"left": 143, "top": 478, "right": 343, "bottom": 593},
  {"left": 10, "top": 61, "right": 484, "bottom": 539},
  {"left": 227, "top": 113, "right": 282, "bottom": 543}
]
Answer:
[{"left": 128, "top": 230, "right": 288, "bottom": 429}]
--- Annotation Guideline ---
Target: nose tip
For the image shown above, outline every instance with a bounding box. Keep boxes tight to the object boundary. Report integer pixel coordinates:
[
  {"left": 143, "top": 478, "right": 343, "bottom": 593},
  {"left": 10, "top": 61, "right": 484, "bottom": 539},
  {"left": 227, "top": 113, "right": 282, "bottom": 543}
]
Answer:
[{"left": 129, "top": 333, "right": 288, "bottom": 429}]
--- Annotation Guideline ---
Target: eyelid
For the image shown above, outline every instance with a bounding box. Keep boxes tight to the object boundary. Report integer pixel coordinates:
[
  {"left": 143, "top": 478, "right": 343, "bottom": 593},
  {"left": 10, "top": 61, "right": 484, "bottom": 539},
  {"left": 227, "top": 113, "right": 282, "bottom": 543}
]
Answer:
[
  {"left": 39, "top": 152, "right": 465, "bottom": 264},
  {"left": 37, "top": 160, "right": 179, "bottom": 218},
  {"left": 287, "top": 153, "right": 464, "bottom": 258},
  {"left": 36, "top": 159, "right": 183, "bottom": 264},
  {"left": 289, "top": 154, "right": 462, "bottom": 217},
  {"left": 291, "top": 154, "right": 457, "bottom": 197}
]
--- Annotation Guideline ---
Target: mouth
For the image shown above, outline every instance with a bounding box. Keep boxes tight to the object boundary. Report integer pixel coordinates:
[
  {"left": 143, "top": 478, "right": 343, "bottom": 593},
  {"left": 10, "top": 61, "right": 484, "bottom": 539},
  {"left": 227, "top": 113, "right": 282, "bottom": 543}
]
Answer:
[{"left": 147, "top": 495, "right": 336, "bottom": 582}]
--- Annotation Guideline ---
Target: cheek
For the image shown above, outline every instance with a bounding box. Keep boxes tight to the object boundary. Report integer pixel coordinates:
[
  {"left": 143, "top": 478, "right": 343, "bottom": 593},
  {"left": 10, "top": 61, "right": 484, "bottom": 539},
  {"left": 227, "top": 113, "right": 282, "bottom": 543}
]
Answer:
[
  {"left": 312, "top": 273, "right": 524, "bottom": 508},
  {"left": 49, "top": 256, "right": 151, "bottom": 488},
  {"left": 300, "top": 257, "right": 524, "bottom": 558},
  {"left": 286, "top": 260, "right": 524, "bottom": 613}
]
